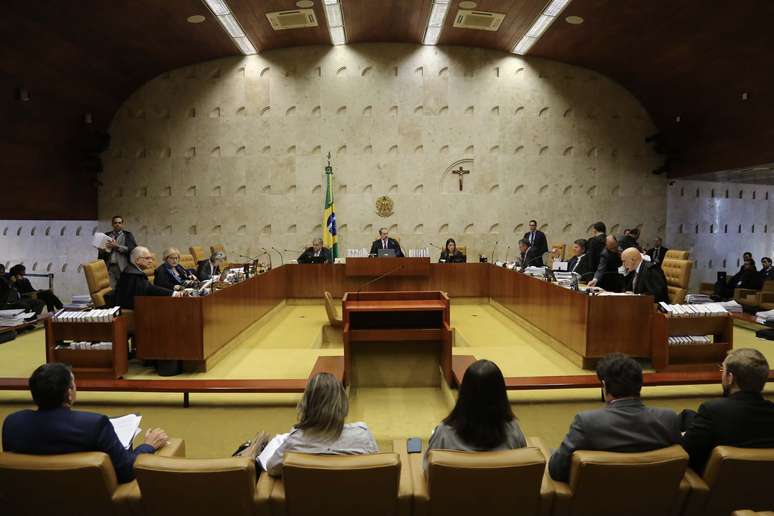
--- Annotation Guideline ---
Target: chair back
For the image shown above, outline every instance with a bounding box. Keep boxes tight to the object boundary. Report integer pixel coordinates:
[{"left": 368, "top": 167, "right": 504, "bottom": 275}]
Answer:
[
  {"left": 550, "top": 244, "right": 567, "bottom": 262},
  {"left": 83, "top": 259, "right": 112, "bottom": 307},
  {"left": 189, "top": 246, "right": 207, "bottom": 263},
  {"left": 700, "top": 446, "right": 774, "bottom": 516},
  {"left": 0, "top": 451, "right": 119, "bottom": 516},
  {"left": 456, "top": 245, "right": 467, "bottom": 257},
  {"left": 762, "top": 280, "right": 774, "bottom": 293},
  {"left": 324, "top": 291, "right": 343, "bottom": 327},
  {"left": 134, "top": 455, "right": 259, "bottom": 516},
  {"left": 281, "top": 452, "right": 401, "bottom": 516},
  {"left": 427, "top": 447, "right": 546, "bottom": 516},
  {"left": 179, "top": 254, "right": 196, "bottom": 271},
  {"left": 145, "top": 253, "right": 157, "bottom": 283},
  {"left": 567, "top": 445, "right": 688, "bottom": 516},
  {"left": 662, "top": 258, "right": 692, "bottom": 303},
  {"left": 665, "top": 249, "right": 690, "bottom": 260},
  {"left": 210, "top": 244, "right": 226, "bottom": 256}
]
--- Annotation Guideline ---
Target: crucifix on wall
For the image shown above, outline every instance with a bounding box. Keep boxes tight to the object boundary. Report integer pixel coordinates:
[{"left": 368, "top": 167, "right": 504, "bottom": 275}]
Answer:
[{"left": 452, "top": 166, "right": 470, "bottom": 191}]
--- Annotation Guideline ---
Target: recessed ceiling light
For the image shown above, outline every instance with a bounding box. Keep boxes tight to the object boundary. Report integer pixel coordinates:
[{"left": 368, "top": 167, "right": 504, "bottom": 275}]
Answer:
[
  {"left": 202, "top": 0, "right": 257, "bottom": 54},
  {"left": 459, "top": 1, "right": 477, "bottom": 8},
  {"left": 423, "top": 0, "right": 451, "bottom": 45},
  {"left": 296, "top": 0, "right": 314, "bottom": 7},
  {"left": 187, "top": 15, "right": 206, "bottom": 23},
  {"left": 512, "top": 0, "right": 571, "bottom": 55},
  {"left": 322, "top": 0, "right": 346, "bottom": 45},
  {"left": 565, "top": 15, "right": 583, "bottom": 24}
]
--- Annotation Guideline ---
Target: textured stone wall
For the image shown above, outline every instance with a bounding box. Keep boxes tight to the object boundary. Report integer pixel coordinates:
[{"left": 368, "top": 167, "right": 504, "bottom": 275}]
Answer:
[
  {"left": 99, "top": 43, "right": 665, "bottom": 263},
  {"left": 667, "top": 179, "right": 774, "bottom": 290}
]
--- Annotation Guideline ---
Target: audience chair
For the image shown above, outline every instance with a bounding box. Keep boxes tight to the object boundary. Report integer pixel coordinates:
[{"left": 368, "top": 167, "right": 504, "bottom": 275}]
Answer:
[
  {"left": 0, "top": 438, "right": 184, "bottom": 516},
  {"left": 264, "top": 443, "right": 411, "bottom": 516},
  {"left": 732, "top": 511, "right": 774, "bottom": 516},
  {"left": 189, "top": 246, "right": 207, "bottom": 264},
  {"left": 758, "top": 281, "right": 774, "bottom": 310},
  {"left": 134, "top": 454, "right": 267, "bottom": 516},
  {"left": 662, "top": 258, "right": 693, "bottom": 304},
  {"left": 324, "top": 291, "right": 343, "bottom": 328},
  {"left": 734, "top": 286, "right": 761, "bottom": 308},
  {"left": 179, "top": 253, "right": 196, "bottom": 272},
  {"left": 680, "top": 446, "right": 774, "bottom": 516},
  {"left": 532, "top": 438, "right": 688, "bottom": 516},
  {"left": 409, "top": 443, "right": 553, "bottom": 516},
  {"left": 665, "top": 250, "right": 690, "bottom": 260},
  {"left": 83, "top": 259, "right": 112, "bottom": 307}
]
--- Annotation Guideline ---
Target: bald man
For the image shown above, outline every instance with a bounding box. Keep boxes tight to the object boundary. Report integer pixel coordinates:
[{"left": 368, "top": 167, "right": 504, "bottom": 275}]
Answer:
[
  {"left": 114, "top": 246, "right": 178, "bottom": 309},
  {"left": 622, "top": 247, "right": 669, "bottom": 303}
]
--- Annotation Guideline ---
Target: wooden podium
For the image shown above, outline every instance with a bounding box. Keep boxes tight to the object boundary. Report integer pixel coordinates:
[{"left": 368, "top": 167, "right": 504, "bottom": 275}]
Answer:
[{"left": 342, "top": 290, "right": 452, "bottom": 386}]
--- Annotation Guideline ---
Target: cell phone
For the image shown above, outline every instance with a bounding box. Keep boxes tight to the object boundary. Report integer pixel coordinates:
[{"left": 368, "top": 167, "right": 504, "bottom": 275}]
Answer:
[{"left": 407, "top": 437, "right": 421, "bottom": 454}]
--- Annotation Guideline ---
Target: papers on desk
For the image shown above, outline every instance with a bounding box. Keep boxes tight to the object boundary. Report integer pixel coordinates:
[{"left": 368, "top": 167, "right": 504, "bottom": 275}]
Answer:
[
  {"left": 658, "top": 302, "right": 729, "bottom": 317},
  {"left": 0, "top": 309, "right": 35, "bottom": 326},
  {"left": 110, "top": 414, "right": 142, "bottom": 450},
  {"left": 258, "top": 432, "right": 289, "bottom": 471},
  {"left": 92, "top": 232, "right": 112, "bottom": 250},
  {"left": 552, "top": 260, "right": 568, "bottom": 271}
]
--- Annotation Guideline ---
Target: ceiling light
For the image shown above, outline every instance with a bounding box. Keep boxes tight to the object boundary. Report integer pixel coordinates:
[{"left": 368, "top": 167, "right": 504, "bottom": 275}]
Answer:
[
  {"left": 322, "top": 0, "right": 346, "bottom": 45},
  {"left": 187, "top": 15, "right": 206, "bottom": 24},
  {"left": 423, "top": 0, "right": 451, "bottom": 45},
  {"left": 218, "top": 13, "right": 245, "bottom": 38},
  {"left": 459, "top": 1, "right": 477, "bottom": 8},
  {"left": 233, "top": 37, "right": 256, "bottom": 55},
  {"left": 201, "top": 0, "right": 257, "bottom": 54},
  {"left": 512, "top": 0, "right": 573, "bottom": 55},
  {"left": 565, "top": 15, "right": 583, "bottom": 24},
  {"left": 203, "top": 0, "right": 230, "bottom": 16},
  {"left": 296, "top": 0, "right": 314, "bottom": 6}
]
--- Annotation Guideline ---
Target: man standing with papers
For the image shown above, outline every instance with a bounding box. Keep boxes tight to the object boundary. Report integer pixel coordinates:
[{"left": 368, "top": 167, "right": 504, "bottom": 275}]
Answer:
[
  {"left": 2, "top": 363, "right": 168, "bottom": 483},
  {"left": 98, "top": 215, "right": 137, "bottom": 289}
]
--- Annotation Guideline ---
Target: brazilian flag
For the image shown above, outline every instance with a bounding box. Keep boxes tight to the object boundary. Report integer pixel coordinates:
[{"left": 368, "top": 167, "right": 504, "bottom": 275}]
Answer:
[{"left": 323, "top": 162, "right": 338, "bottom": 259}]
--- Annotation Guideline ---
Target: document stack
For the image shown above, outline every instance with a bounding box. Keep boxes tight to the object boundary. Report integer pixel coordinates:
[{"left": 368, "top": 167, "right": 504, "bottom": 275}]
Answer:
[
  {"left": 407, "top": 248, "right": 430, "bottom": 258},
  {"left": 658, "top": 302, "right": 728, "bottom": 317},
  {"left": 55, "top": 341, "right": 113, "bottom": 350},
  {"left": 346, "top": 248, "right": 370, "bottom": 258},
  {"left": 63, "top": 294, "right": 93, "bottom": 310},
  {"left": 667, "top": 335, "right": 713, "bottom": 345},
  {"left": 755, "top": 309, "right": 774, "bottom": 325},
  {"left": 717, "top": 300, "right": 743, "bottom": 313},
  {"left": 53, "top": 307, "right": 120, "bottom": 322},
  {"left": 685, "top": 293, "right": 713, "bottom": 304},
  {"left": 0, "top": 309, "right": 36, "bottom": 326}
]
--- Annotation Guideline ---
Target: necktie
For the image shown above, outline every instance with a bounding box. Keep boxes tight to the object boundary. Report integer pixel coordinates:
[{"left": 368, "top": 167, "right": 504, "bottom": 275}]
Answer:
[
  {"left": 383, "top": 239, "right": 387, "bottom": 249},
  {"left": 633, "top": 272, "right": 639, "bottom": 292},
  {"left": 654, "top": 248, "right": 660, "bottom": 262},
  {"left": 530, "top": 232, "right": 534, "bottom": 245}
]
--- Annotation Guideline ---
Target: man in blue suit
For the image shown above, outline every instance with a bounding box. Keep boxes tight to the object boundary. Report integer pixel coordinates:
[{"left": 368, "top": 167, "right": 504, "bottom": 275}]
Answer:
[{"left": 2, "top": 363, "right": 168, "bottom": 483}]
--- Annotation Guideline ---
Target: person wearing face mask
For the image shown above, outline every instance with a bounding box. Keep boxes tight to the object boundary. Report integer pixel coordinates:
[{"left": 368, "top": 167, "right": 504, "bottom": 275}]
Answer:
[{"left": 681, "top": 348, "right": 774, "bottom": 474}]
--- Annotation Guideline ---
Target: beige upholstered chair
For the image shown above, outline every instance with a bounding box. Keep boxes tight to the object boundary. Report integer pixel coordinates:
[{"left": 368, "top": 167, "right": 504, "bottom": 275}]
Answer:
[
  {"left": 732, "top": 511, "right": 774, "bottom": 516},
  {"left": 681, "top": 446, "right": 774, "bottom": 516},
  {"left": 189, "top": 246, "right": 207, "bottom": 264},
  {"left": 734, "top": 279, "right": 774, "bottom": 308},
  {"left": 550, "top": 244, "right": 567, "bottom": 262},
  {"left": 758, "top": 281, "right": 774, "bottom": 310},
  {"left": 265, "top": 446, "right": 412, "bottom": 516},
  {"left": 662, "top": 258, "right": 693, "bottom": 304},
  {"left": 410, "top": 445, "right": 553, "bottom": 516},
  {"left": 532, "top": 439, "right": 689, "bottom": 516},
  {"left": 179, "top": 253, "right": 196, "bottom": 271},
  {"left": 324, "top": 291, "right": 343, "bottom": 328},
  {"left": 144, "top": 252, "right": 158, "bottom": 283},
  {"left": 665, "top": 249, "right": 690, "bottom": 260},
  {"left": 0, "top": 438, "right": 184, "bottom": 516},
  {"left": 210, "top": 243, "right": 226, "bottom": 256},
  {"left": 134, "top": 454, "right": 267, "bottom": 516},
  {"left": 83, "top": 259, "right": 112, "bottom": 307}
]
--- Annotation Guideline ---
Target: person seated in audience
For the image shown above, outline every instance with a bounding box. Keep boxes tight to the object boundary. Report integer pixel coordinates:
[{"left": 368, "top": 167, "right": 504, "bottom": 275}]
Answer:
[
  {"left": 517, "top": 238, "right": 542, "bottom": 268},
  {"left": 548, "top": 353, "right": 682, "bottom": 482},
  {"left": 646, "top": 237, "right": 669, "bottom": 268},
  {"left": 760, "top": 257, "right": 774, "bottom": 282},
  {"left": 0, "top": 267, "right": 45, "bottom": 315},
  {"left": 743, "top": 251, "right": 753, "bottom": 262},
  {"left": 154, "top": 247, "right": 197, "bottom": 290},
  {"left": 6, "top": 264, "right": 63, "bottom": 313},
  {"left": 297, "top": 238, "right": 332, "bottom": 264},
  {"left": 621, "top": 247, "right": 669, "bottom": 303},
  {"left": 424, "top": 359, "right": 525, "bottom": 470},
  {"left": 2, "top": 363, "right": 169, "bottom": 483},
  {"left": 618, "top": 227, "right": 641, "bottom": 251},
  {"left": 716, "top": 258, "right": 763, "bottom": 299},
  {"left": 196, "top": 251, "right": 225, "bottom": 281},
  {"left": 439, "top": 238, "right": 465, "bottom": 263},
  {"left": 682, "top": 348, "right": 774, "bottom": 474},
  {"left": 369, "top": 227, "right": 404, "bottom": 257},
  {"left": 586, "top": 221, "right": 607, "bottom": 272},
  {"left": 567, "top": 238, "right": 592, "bottom": 279},
  {"left": 114, "top": 246, "right": 179, "bottom": 309},
  {"left": 261, "top": 372, "right": 378, "bottom": 476},
  {"left": 587, "top": 235, "right": 624, "bottom": 292}
]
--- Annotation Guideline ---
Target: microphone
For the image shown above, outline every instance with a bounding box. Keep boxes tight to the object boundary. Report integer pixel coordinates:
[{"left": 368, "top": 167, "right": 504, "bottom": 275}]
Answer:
[
  {"left": 428, "top": 242, "right": 443, "bottom": 250},
  {"left": 271, "top": 247, "right": 284, "bottom": 266},
  {"left": 260, "top": 248, "right": 272, "bottom": 270},
  {"left": 490, "top": 241, "right": 499, "bottom": 263},
  {"left": 355, "top": 265, "right": 404, "bottom": 301},
  {"left": 503, "top": 246, "right": 510, "bottom": 265}
]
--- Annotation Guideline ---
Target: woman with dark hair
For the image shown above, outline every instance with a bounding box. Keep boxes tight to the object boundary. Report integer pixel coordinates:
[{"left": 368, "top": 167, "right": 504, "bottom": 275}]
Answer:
[
  {"left": 439, "top": 238, "right": 465, "bottom": 263},
  {"left": 424, "top": 359, "right": 525, "bottom": 469}
]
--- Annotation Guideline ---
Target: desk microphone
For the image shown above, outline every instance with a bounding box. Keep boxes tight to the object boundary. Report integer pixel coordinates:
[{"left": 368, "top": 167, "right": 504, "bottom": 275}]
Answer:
[
  {"left": 355, "top": 265, "right": 404, "bottom": 301},
  {"left": 271, "top": 247, "right": 284, "bottom": 266},
  {"left": 503, "top": 246, "right": 510, "bottom": 265},
  {"left": 260, "top": 248, "right": 273, "bottom": 270},
  {"left": 428, "top": 242, "right": 443, "bottom": 250},
  {"left": 490, "top": 241, "right": 499, "bottom": 263}
]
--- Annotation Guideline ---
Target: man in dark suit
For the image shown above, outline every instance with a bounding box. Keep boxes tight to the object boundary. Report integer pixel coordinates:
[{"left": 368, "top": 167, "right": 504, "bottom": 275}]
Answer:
[
  {"left": 369, "top": 227, "right": 403, "bottom": 257},
  {"left": 114, "top": 246, "right": 177, "bottom": 309},
  {"left": 618, "top": 228, "right": 641, "bottom": 251},
  {"left": 622, "top": 248, "right": 669, "bottom": 303},
  {"left": 567, "top": 238, "right": 593, "bottom": 279},
  {"left": 2, "top": 363, "right": 169, "bottom": 483},
  {"left": 549, "top": 354, "right": 682, "bottom": 481},
  {"left": 196, "top": 251, "right": 226, "bottom": 281},
  {"left": 587, "top": 235, "right": 624, "bottom": 292},
  {"left": 647, "top": 237, "right": 669, "bottom": 268},
  {"left": 523, "top": 220, "right": 548, "bottom": 267},
  {"left": 98, "top": 215, "right": 138, "bottom": 289},
  {"left": 298, "top": 238, "right": 332, "bottom": 264},
  {"left": 586, "top": 221, "right": 607, "bottom": 273},
  {"left": 760, "top": 257, "right": 774, "bottom": 282},
  {"left": 517, "top": 238, "right": 542, "bottom": 268},
  {"left": 682, "top": 348, "right": 774, "bottom": 473}
]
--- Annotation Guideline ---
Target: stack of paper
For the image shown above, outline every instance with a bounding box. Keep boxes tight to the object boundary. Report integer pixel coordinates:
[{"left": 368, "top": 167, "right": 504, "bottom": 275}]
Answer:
[
  {"left": 258, "top": 433, "right": 289, "bottom": 470},
  {"left": 53, "top": 307, "right": 120, "bottom": 322},
  {"left": 0, "top": 309, "right": 35, "bottom": 326},
  {"left": 686, "top": 293, "right": 713, "bottom": 304},
  {"left": 668, "top": 335, "right": 713, "bottom": 345},
  {"left": 717, "top": 300, "right": 743, "bottom": 313},
  {"left": 109, "top": 414, "right": 142, "bottom": 450},
  {"left": 658, "top": 302, "right": 729, "bottom": 317},
  {"left": 755, "top": 309, "right": 774, "bottom": 323}
]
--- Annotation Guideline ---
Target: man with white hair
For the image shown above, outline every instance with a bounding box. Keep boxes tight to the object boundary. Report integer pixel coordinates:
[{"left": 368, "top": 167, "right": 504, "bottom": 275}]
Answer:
[
  {"left": 114, "top": 246, "right": 177, "bottom": 309},
  {"left": 621, "top": 247, "right": 668, "bottom": 303},
  {"left": 298, "top": 237, "right": 332, "bottom": 264}
]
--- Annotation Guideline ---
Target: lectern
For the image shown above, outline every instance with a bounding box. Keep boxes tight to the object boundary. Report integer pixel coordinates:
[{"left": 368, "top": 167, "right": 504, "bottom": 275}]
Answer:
[{"left": 342, "top": 290, "right": 452, "bottom": 386}]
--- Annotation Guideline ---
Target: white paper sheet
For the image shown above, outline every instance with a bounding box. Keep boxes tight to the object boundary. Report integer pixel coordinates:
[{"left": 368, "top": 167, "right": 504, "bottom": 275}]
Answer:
[
  {"left": 258, "top": 432, "right": 289, "bottom": 471},
  {"left": 92, "top": 232, "right": 112, "bottom": 250},
  {"left": 110, "top": 414, "right": 142, "bottom": 450}
]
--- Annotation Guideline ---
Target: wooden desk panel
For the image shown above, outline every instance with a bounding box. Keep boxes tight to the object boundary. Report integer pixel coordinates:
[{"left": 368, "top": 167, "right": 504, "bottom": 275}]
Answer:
[{"left": 344, "top": 257, "right": 430, "bottom": 276}]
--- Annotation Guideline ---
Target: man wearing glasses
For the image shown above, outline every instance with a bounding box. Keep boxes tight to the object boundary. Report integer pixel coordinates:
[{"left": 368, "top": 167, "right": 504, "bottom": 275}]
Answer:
[{"left": 114, "top": 246, "right": 181, "bottom": 310}]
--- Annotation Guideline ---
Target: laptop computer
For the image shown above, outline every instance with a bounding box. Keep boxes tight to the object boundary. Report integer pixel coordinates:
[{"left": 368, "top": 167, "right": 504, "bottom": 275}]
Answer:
[{"left": 377, "top": 248, "right": 397, "bottom": 257}]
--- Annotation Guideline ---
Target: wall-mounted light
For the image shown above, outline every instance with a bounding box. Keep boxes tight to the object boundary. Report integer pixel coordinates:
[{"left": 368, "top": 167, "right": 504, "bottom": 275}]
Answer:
[{"left": 16, "top": 87, "right": 30, "bottom": 102}]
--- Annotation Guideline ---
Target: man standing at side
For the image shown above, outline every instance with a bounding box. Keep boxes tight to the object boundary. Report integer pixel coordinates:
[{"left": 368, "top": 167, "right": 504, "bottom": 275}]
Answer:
[
  {"left": 621, "top": 247, "right": 669, "bottom": 303},
  {"left": 586, "top": 222, "right": 607, "bottom": 273},
  {"left": 682, "top": 348, "right": 774, "bottom": 473},
  {"left": 2, "top": 363, "right": 168, "bottom": 483},
  {"left": 523, "top": 220, "right": 548, "bottom": 267},
  {"left": 369, "top": 227, "right": 404, "bottom": 257},
  {"left": 548, "top": 354, "right": 682, "bottom": 482},
  {"left": 587, "top": 235, "right": 624, "bottom": 292},
  {"left": 98, "top": 215, "right": 137, "bottom": 289}
]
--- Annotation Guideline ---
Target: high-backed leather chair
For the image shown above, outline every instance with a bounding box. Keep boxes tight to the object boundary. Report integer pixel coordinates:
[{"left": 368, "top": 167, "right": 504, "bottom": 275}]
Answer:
[
  {"left": 550, "top": 244, "right": 567, "bottom": 262},
  {"left": 456, "top": 245, "right": 467, "bottom": 259},
  {"left": 179, "top": 253, "right": 196, "bottom": 271},
  {"left": 681, "top": 446, "right": 774, "bottom": 516},
  {"left": 265, "top": 445, "right": 412, "bottom": 516},
  {"left": 0, "top": 438, "right": 185, "bottom": 516},
  {"left": 665, "top": 249, "right": 690, "bottom": 260},
  {"left": 134, "top": 454, "right": 267, "bottom": 516},
  {"left": 410, "top": 445, "right": 553, "bottom": 516},
  {"left": 532, "top": 439, "right": 689, "bottom": 516},
  {"left": 662, "top": 258, "right": 693, "bottom": 304},
  {"left": 83, "top": 259, "right": 112, "bottom": 307},
  {"left": 144, "top": 253, "right": 158, "bottom": 283},
  {"left": 210, "top": 243, "right": 226, "bottom": 256},
  {"left": 324, "top": 291, "right": 343, "bottom": 328},
  {"left": 189, "top": 246, "right": 207, "bottom": 264}
]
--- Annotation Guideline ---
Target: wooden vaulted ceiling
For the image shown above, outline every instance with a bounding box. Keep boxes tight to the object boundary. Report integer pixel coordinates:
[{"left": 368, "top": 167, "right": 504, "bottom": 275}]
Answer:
[{"left": 2, "top": 0, "right": 773, "bottom": 219}]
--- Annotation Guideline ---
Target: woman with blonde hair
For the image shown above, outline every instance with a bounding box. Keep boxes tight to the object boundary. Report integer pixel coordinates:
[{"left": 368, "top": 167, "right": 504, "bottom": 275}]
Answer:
[
  {"left": 154, "top": 247, "right": 197, "bottom": 290},
  {"left": 263, "top": 372, "right": 377, "bottom": 476}
]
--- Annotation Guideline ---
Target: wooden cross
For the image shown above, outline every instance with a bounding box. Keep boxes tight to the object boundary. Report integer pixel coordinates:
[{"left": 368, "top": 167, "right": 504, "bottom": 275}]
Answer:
[{"left": 452, "top": 166, "right": 470, "bottom": 191}]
